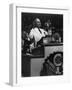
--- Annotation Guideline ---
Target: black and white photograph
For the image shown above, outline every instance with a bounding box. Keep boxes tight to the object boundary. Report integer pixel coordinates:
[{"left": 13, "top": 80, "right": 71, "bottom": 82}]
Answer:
[
  {"left": 9, "top": 4, "right": 70, "bottom": 86},
  {"left": 21, "top": 12, "right": 63, "bottom": 77}
]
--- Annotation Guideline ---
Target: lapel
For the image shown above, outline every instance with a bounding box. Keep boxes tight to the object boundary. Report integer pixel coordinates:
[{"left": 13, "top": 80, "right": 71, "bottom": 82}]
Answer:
[{"left": 38, "top": 28, "right": 42, "bottom": 34}]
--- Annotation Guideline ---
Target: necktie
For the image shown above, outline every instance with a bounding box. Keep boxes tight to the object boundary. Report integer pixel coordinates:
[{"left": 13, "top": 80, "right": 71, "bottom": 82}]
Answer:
[{"left": 38, "top": 28, "right": 42, "bottom": 34}]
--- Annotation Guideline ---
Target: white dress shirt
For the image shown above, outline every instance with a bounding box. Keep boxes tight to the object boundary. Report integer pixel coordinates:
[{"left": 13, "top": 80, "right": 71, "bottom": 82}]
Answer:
[{"left": 29, "top": 27, "right": 48, "bottom": 43}]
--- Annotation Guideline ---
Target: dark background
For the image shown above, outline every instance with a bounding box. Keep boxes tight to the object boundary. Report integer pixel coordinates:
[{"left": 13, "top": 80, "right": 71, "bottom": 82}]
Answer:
[
  {"left": 21, "top": 12, "right": 63, "bottom": 40},
  {"left": 21, "top": 13, "right": 63, "bottom": 77}
]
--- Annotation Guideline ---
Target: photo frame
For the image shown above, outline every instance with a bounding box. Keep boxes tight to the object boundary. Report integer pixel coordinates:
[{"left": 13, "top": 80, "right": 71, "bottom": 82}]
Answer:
[{"left": 9, "top": 4, "right": 70, "bottom": 86}]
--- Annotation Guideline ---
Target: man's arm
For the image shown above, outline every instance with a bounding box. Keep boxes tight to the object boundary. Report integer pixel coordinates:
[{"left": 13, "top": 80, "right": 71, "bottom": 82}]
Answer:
[
  {"left": 41, "top": 29, "right": 48, "bottom": 37},
  {"left": 29, "top": 29, "right": 34, "bottom": 39}
]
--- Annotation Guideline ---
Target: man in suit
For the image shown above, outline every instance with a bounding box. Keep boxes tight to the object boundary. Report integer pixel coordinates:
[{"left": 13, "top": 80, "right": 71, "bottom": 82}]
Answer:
[{"left": 29, "top": 18, "right": 48, "bottom": 51}]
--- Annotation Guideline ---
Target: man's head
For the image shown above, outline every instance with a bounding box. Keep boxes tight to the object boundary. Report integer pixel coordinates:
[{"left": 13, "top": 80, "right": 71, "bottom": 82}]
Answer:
[
  {"left": 44, "top": 20, "right": 51, "bottom": 29},
  {"left": 33, "top": 18, "right": 41, "bottom": 28}
]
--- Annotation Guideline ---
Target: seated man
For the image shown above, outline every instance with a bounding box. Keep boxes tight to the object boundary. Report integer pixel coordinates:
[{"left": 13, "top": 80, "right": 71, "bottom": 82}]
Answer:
[
  {"left": 22, "top": 31, "right": 31, "bottom": 54},
  {"left": 29, "top": 18, "right": 48, "bottom": 51},
  {"left": 43, "top": 20, "right": 55, "bottom": 43},
  {"left": 52, "top": 32, "right": 61, "bottom": 43}
]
